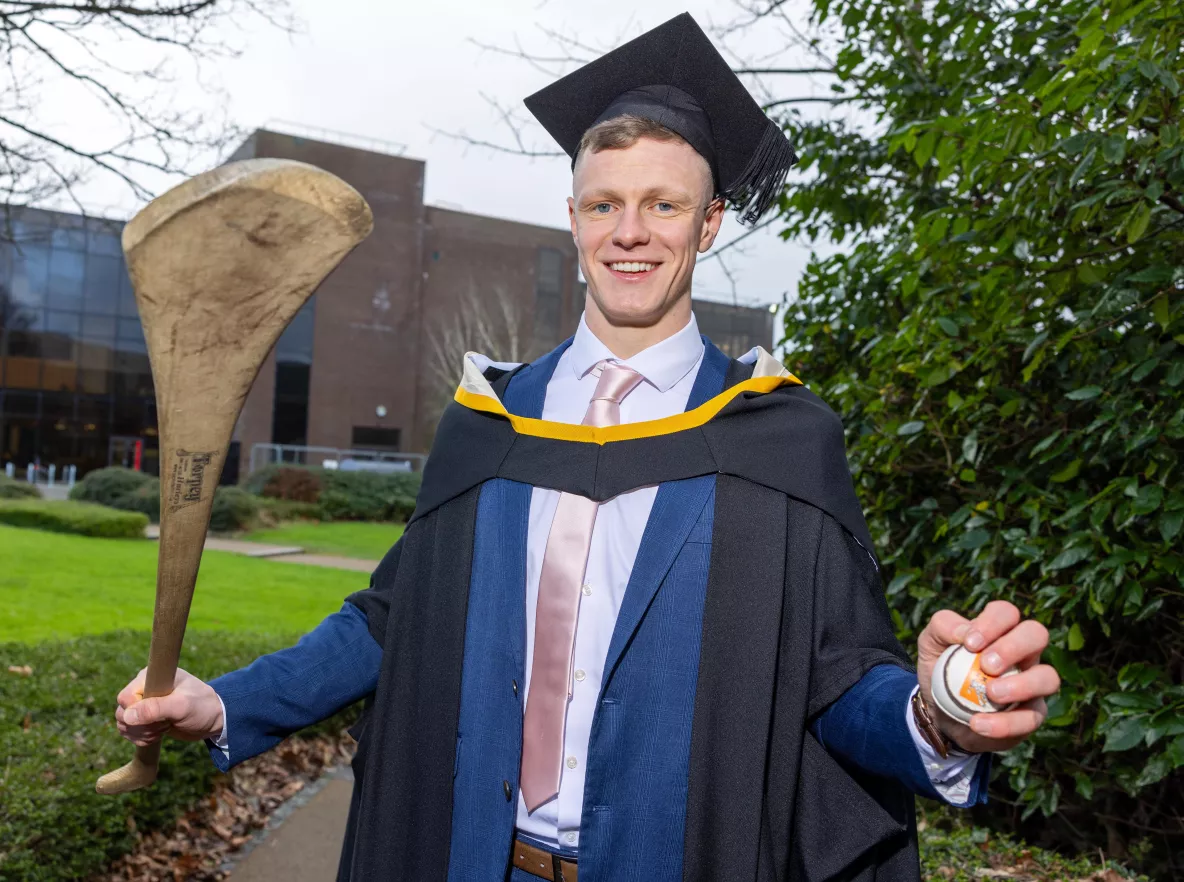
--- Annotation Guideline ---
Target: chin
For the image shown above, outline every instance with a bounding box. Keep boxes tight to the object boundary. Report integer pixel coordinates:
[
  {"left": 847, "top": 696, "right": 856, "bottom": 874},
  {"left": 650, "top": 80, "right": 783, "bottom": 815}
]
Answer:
[{"left": 591, "top": 290, "right": 671, "bottom": 328}]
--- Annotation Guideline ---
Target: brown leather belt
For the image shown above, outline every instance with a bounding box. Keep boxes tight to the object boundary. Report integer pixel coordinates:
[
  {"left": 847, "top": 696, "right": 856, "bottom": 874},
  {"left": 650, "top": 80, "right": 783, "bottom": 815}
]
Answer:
[{"left": 512, "top": 835, "right": 578, "bottom": 882}]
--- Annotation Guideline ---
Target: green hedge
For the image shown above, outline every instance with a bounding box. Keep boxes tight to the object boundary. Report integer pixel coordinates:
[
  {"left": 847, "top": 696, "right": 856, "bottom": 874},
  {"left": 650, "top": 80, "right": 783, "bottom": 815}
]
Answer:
[
  {"left": 70, "top": 468, "right": 258, "bottom": 531},
  {"left": 0, "top": 631, "right": 360, "bottom": 882},
  {"left": 0, "top": 500, "right": 148, "bottom": 539},
  {"left": 0, "top": 474, "right": 40, "bottom": 500},
  {"left": 244, "top": 465, "right": 421, "bottom": 523}
]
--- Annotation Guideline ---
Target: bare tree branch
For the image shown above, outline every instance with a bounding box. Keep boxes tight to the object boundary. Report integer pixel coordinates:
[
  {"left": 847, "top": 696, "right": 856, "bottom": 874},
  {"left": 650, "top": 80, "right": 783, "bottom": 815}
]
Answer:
[{"left": 0, "top": 0, "right": 294, "bottom": 226}]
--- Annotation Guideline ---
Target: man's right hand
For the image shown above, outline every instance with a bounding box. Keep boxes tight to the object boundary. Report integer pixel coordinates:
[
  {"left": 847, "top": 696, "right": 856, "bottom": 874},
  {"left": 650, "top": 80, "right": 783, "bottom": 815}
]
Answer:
[{"left": 115, "top": 666, "right": 224, "bottom": 746}]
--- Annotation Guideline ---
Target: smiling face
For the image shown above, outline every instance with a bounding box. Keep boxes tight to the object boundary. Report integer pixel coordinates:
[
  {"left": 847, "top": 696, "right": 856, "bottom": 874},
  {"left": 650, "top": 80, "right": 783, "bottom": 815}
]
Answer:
[{"left": 568, "top": 132, "right": 725, "bottom": 355}]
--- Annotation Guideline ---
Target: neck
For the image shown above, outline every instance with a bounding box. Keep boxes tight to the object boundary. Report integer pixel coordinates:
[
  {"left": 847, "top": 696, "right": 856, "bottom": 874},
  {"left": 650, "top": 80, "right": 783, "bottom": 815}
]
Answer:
[{"left": 583, "top": 296, "right": 693, "bottom": 360}]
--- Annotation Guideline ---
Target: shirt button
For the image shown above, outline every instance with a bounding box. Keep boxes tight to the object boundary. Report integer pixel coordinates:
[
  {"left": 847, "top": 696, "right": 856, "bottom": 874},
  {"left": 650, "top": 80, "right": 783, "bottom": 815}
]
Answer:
[
  {"left": 574, "top": 669, "right": 586, "bottom": 682},
  {"left": 512, "top": 679, "right": 518, "bottom": 697},
  {"left": 503, "top": 780, "right": 512, "bottom": 801},
  {"left": 566, "top": 756, "right": 578, "bottom": 770},
  {"left": 581, "top": 584, "right": 592, "bottom": 597},
  {"left": 565, "top": 832, "right": 577, "bottom": 844}
]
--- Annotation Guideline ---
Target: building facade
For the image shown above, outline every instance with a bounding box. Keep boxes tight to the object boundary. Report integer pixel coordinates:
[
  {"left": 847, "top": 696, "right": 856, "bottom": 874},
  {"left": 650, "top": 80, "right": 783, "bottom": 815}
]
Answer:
[{"left": 0, "top": 129, "right": 776, "bottom": 478}]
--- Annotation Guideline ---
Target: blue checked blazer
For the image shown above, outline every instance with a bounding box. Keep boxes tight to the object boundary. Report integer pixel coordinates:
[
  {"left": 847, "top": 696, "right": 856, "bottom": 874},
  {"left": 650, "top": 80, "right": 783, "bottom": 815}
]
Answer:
[{"left": 207, "top": 338, "right": 988, "bottom": 879}]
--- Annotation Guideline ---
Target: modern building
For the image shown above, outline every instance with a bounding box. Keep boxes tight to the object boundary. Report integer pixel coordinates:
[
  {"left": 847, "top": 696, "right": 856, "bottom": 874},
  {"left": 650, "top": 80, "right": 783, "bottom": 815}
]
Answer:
[{"left": 0, "top": 128, "right": 776, "bottom": 479}]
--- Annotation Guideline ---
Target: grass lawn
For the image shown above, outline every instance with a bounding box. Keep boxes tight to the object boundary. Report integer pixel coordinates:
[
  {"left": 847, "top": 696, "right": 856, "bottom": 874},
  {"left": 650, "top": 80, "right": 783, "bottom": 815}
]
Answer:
[
  {"left": 0, "top": 524, "right": 368, "bottom": 644},
  {"left": 243, "top": 520, "right": 403, "bottom": 560}
]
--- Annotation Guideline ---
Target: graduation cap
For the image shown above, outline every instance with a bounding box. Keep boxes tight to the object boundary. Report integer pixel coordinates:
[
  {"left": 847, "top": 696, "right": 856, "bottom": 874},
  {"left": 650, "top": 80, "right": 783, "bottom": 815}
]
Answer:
[{"left": 523, "top": 12, "right": 798, "bottom": 225}]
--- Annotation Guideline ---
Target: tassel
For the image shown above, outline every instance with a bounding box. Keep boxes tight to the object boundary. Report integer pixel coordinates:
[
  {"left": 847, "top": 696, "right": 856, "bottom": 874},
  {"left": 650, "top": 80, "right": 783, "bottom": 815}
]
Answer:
[{"left": 722, "top": 120, "right": 799, "bottom": 225}]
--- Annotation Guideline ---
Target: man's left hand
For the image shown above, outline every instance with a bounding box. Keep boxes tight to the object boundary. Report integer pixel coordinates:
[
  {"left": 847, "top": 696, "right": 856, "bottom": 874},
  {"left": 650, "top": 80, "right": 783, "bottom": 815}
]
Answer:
[{"left": 917, "top": 600, "right": 1061, "bottom": 754}]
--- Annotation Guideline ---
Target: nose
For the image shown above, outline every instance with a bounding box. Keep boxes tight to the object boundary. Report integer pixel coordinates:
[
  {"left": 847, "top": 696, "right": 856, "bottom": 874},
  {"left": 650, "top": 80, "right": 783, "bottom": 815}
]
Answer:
[{"left": 611, "top": 205, "right": 650, "bottom": 250}]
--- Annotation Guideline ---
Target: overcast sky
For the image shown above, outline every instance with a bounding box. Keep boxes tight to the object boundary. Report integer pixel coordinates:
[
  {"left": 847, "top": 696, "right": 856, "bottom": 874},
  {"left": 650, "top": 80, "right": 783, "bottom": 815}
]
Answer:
[{"left": 63, "top": 0, "right": 851, "bottom": 314}]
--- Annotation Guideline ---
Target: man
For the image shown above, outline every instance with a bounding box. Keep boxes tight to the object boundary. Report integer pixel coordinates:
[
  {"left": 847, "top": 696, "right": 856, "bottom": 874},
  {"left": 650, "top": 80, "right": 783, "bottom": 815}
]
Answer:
[{"left": 116, "top": 13, "right": 1060, "bottom": 882}]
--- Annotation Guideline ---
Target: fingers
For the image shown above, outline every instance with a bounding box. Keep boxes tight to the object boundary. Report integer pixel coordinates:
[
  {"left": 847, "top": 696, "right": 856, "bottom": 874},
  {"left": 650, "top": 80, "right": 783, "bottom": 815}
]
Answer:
[
  {"left": 979, "top": 619, "right": 1050, "bottom": 675},
  {"left": 124, "top": 691, "right": 189, "bottom": 726},
  {"left": 987, "top": 663, "right": 1059, "bottom": 705},
  {"left": 963, "top": 600, "right": 1021, "bottom": 652},
  {"left": 969, "top": 698, "right": 1047, "bottom": 740},
  {"left": 921, "top": 609, "right": 972, "bottom": 651},
  {"left": 116, "top": 667, "right": 149, "bottom": 710}
]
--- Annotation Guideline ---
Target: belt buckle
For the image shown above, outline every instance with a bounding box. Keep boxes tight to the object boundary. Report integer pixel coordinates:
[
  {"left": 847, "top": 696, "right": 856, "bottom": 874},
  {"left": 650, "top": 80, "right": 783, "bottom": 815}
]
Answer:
[{"left": 552, "top": 855, "right": 566, "bottom": 882}]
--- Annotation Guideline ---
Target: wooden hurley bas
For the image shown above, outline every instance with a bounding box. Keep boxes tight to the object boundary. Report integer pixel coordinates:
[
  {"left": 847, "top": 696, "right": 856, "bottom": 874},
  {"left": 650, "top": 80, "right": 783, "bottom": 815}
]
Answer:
[{"left": 95, "top": 159, "right": 373, "bottom": 795}]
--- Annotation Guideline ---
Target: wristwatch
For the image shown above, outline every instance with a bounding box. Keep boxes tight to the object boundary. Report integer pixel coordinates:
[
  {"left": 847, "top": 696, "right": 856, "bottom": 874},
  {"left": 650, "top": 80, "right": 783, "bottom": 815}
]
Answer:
[{"left": 911, "top": 688, "right": 955, "bottom": 759}]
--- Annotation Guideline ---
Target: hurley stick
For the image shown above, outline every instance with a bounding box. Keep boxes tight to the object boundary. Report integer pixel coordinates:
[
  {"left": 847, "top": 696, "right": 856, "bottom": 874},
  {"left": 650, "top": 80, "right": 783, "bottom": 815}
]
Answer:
[{"left": 95, "top": 159, "right": 372, "bottom": 795}]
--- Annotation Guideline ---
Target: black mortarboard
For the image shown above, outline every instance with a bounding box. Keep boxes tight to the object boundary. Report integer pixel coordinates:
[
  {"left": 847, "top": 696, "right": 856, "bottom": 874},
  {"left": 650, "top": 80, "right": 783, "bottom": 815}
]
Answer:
[{"left": 523, "top": 12, "right": 798, "bottom": 225}]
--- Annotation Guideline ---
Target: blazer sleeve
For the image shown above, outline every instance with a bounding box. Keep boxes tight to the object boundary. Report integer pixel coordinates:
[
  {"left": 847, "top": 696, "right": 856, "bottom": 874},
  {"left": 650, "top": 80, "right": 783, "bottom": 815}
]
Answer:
[
  {"left": 204, "top": 600, "right": 382, "bottom": 771},
  {"left": 810, "top": 664, "right": 991, "bottom": 806}
]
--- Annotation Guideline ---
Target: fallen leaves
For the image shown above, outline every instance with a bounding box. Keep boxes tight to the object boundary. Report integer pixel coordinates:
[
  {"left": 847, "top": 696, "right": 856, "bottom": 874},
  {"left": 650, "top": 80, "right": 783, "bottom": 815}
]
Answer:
[{"left": 89, "top": 728, "right": 356, "bottom": 882}]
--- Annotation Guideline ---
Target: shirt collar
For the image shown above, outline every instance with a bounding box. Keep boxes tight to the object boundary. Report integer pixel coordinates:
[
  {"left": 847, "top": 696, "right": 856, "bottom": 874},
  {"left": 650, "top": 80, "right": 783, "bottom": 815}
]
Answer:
[{"left": 568, "top": 311, "right": 704, "bottom": 393}]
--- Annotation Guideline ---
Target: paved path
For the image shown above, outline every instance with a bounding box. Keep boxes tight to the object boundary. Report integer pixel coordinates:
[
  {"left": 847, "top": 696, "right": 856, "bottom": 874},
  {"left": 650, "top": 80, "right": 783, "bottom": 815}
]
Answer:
[{"left": 226, "top": 768, "right": 354, "bottom": 881}]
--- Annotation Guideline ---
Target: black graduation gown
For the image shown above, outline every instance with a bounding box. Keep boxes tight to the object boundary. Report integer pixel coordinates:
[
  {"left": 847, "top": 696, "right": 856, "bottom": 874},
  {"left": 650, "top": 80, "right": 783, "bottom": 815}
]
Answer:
[{"left": 340, "top": 358, "right": 922, "bottom": 882}]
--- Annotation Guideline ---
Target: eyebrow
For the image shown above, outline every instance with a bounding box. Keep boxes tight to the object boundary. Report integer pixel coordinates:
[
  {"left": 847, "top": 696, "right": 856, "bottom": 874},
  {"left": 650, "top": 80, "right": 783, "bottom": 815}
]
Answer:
[{"left": 580, "top": 186, "right": 697, "bottom": 204}]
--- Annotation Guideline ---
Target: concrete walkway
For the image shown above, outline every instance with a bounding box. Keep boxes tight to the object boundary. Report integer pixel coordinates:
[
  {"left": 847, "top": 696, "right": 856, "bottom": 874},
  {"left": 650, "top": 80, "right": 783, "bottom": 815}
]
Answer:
[{"left": 226, "top": 768, "right": 354, "bottom": 881}]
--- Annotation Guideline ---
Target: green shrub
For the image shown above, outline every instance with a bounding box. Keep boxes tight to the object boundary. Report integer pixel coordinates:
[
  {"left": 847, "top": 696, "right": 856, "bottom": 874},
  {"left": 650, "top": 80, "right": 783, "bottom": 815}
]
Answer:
[
  {"left": 208, "top": 486, "right": 260, "bottom": 533},
  {"left": 243, "top": 465, "right": 420, "bottom": 523},
  {"left": 263, "top": 466, "right": 323, "bottom": 503},
  {"left": 242, "top": 463, "right": 315, "bottom": 497},
  {"left": 0, "top": 473, "right": 40, "bottom": 500},
  {"left": 0, "top": 500, "right": 148, "bottom": 538},
  {"left": 0, "top": 630, "right": 361, "bottom": 882},
  {"left": 779, "top": 0, "right": 1183, "bottom": 868},
  {"left": 69, "top": 467, "right": 155, "bottom": 510},
  {"left": 255, "top": 496, "right": 322, "bottom": 526}
]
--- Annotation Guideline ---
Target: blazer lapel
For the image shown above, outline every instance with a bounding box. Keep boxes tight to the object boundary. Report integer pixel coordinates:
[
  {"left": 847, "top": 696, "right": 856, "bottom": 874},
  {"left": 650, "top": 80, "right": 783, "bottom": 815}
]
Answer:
[{"left": 599, "top": 339, "right": 730, "bottom": 691}]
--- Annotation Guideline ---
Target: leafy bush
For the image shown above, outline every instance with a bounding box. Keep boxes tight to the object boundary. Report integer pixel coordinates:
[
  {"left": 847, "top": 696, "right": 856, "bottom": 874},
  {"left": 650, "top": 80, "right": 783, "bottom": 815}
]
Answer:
[
  {"left": 255, "top": 496, "right": 322, "bottom": 527},
  {"left": 262, "top": 466, "right": 323, "bottom": 503},
  {"left": 0, "top": 500, "right": 148, "bottom": 538},
  {"left": 243, "top": 464, "right": 421, "bottom": 523},
  {"left": 208, "top": 486, "right": 260, "bottom": 533},
  {"left": 0, "top": 473, "right": 40, "bottom": 500},
  {"left": 69, "top": 467, "right": 155, "bottom": 511},
  {"left": 69, "top": 468, "right": 261, "bottom": 531},
  {"left": 779, "top": 0, "right": 1183, "bottom": 870},
  {"left": 0, "top": 631, "right": 361, "bottom": 882}
]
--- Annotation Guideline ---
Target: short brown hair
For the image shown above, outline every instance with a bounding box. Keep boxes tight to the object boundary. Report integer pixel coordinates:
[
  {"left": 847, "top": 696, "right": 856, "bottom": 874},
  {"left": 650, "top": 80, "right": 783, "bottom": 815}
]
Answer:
[
  {"left": 575, "top": 114, "right": 715, "bottom": 203},
  {"left": 578, "top": 114, "right": 687, "bottom": 156}
]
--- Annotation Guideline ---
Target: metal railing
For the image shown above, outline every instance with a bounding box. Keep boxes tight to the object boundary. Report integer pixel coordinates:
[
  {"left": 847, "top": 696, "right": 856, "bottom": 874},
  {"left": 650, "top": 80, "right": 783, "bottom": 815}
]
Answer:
[{"left": 248, "top": 443, "right": 427, "bottom": 476}]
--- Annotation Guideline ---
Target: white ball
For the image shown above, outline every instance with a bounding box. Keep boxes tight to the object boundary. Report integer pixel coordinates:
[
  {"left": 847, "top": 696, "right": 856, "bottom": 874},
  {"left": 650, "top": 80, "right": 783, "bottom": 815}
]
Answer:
[{"left": 930, "top": 645, "right": 1019, "bottom": 725}]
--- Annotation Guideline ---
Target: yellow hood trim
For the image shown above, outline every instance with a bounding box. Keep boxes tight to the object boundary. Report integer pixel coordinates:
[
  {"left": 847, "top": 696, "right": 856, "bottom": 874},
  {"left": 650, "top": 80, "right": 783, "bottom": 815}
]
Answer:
[{"left": 453, "top": 350, "right": 802, "bottom": 446}]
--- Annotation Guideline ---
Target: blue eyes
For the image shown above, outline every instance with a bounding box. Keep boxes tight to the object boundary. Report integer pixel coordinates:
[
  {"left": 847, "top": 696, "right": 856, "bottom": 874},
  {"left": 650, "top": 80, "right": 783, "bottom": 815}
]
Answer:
[{"left": 590, "top": 202, "right": 676, "bottom": 214}]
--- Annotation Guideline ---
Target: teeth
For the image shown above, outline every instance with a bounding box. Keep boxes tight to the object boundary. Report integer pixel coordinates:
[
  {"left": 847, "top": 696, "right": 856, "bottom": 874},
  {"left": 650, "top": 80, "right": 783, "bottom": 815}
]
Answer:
[{"left": 609, "top": 262, "right": 655, "bottom": 273}]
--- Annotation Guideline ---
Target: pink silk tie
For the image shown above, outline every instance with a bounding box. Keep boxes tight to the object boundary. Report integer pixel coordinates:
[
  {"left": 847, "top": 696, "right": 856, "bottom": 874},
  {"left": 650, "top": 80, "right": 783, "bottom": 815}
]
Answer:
[{"left": 520, "top": 360, "right": 644, "bottom": 813}]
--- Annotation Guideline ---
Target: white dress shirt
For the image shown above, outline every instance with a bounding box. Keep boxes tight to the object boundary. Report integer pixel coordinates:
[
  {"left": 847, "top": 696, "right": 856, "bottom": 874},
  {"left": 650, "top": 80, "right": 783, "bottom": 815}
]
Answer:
[{"left": 215, "top": 311, "right": 980, "bottom": 846}]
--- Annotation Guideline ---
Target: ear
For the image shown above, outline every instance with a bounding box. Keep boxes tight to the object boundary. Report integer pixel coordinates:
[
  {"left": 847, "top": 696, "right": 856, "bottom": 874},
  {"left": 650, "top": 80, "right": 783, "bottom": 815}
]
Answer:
[
  {"left": 698, "top": 197, "right": 726, "bottom": 253},
  {"left": 567, "top": 196, "right": 578, "bottom": 242}
]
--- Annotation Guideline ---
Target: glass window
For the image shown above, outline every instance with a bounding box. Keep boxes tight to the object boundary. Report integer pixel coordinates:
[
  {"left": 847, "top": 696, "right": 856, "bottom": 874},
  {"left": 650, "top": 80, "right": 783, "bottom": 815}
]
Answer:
[
  {"left": 84, "top": 253, "right": 125, "bottom": 315},
  {"left": 352, "top": 426, "right": 401, "bottom": 450},
  {"left": 275, "top": 297, "right": 315, "bottom": 364},
  {"left": 81, "top": 314, "right": 117, "bottom": 345},
  {"left": 88, "top": 229, "right": 124, "bottom": 257},
  {"left": 533, "top": 248, "right": 563, "bottom": 349},
  {"left": 2, "top": 390, "right": 39, "bottom": 416},
  {"left": 11, "top": 243, "right": 50, "bottom": 308},
  {"left": 45, "top": 311, "right": 79, "bottom": 357},
  {"left": 117, "top": 318, "right": 146, "bottom": 353},
  {"left": 5, "top": 307, "right": 44, "bottom": 356},
  {"left": 48, "top": 249, "right": 86, "bottom": 311},
  {"left": 117, "top": 270, "right": 139, "bottom": 317},
  {"left": 51, "top": 228, "right": 87, "bottom": 252}
]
